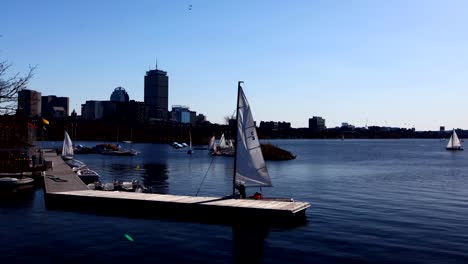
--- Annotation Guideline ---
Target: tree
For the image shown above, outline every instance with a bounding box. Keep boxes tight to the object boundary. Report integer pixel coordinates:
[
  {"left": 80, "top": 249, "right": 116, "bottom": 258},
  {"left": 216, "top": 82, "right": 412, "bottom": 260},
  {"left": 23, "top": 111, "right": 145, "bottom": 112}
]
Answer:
[{"left": 0, "top": 60, "right": 36, "bottom": 114}]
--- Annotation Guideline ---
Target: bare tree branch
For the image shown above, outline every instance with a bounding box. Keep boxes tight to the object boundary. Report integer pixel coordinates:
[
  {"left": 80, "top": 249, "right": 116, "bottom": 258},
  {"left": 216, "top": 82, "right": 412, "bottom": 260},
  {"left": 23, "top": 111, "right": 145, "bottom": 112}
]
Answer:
[{"left": 0, "top": 61, "right": 36, "bottom": 114}]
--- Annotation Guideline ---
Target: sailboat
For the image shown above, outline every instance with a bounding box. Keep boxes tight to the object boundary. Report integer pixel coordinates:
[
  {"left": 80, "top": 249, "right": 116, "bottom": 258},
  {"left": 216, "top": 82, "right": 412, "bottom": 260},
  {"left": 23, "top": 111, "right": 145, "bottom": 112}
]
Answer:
[
  {"left": 219, "top": 133, "right": 228, "bottom": 149},
  {"left": 233, "top": 82, "right": 271, "bottom": 194},
  {"left": 187, "top": 130, "right": 194, "bottom": 155},
  {"left": 208, "top": 135, "right": 216, "bottom": 153},
  {"left": 100, "top": 128, "right": 139, "bottom": 156},
  {"left": 446, "top": 129, "right": 463, "bottom": 151},
  {"left": 62, "top": 131, "right": 74, "bottom": 160},
  {"left": 232, "top": 81, "right": 292, "bottom": 202}
]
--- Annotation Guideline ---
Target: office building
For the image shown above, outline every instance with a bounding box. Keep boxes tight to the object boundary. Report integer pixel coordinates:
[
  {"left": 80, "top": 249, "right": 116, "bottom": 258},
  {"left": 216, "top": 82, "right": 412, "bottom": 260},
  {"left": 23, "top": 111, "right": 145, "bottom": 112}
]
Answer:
[
  {"left": 81, "top": 101, "right": 103, "bottom": 120},
  {"left": 42, "top": 95, "right": 69, "bottom": 119},
  {"left": 144, "top": 68, "right": 168, "bottom": 120},
  {"left": 18, "top": 89, "right": 41, "bottom": 117},
  {"left": 128, "top": 100, "right": 149, "bottom": 122},
  {"left": 308, "top": 116, "right": 326, "bottom": 131},
  {"left": 170, "top": 105, "right": 192, "bottom": 123}
]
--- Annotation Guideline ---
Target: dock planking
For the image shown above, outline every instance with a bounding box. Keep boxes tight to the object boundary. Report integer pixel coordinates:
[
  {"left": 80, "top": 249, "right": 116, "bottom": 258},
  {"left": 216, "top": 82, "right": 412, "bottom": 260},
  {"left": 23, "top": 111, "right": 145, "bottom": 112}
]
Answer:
[
  {"left": 43, "top": 152, "right": 310, "bottom": 223},
  {"left": 42, "top": 151, "right": 88, "bottom": 193}
]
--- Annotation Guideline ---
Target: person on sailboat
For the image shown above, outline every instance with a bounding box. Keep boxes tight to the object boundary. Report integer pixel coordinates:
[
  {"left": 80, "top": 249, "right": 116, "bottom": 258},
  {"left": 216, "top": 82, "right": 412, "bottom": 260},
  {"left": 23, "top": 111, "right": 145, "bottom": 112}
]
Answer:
[
  {"left": 235, "top": 183, "right": 246, "bottom": 198},
  {"left": 252, "top": 192, "right": 262, "bottom": 200}
]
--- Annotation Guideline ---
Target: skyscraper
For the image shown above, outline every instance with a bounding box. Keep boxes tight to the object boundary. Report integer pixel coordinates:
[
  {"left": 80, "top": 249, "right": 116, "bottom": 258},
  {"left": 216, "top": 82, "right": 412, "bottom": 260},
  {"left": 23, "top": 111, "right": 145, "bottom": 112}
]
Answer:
[{"left": 144, "top": 68, "right": 168, "bottom": 120}]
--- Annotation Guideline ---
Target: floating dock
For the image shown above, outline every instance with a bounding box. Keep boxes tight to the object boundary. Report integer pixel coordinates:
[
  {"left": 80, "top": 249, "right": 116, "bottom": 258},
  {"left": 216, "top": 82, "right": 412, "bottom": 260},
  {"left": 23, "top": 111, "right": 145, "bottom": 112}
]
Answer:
[{"left": 43, "top": 151, "right": 310, "bottom": 223}]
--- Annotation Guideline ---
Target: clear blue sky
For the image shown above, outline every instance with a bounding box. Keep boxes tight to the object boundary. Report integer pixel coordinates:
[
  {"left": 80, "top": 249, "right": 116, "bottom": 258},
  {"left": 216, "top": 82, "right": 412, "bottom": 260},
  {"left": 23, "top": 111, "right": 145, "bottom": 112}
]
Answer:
[{"left": 3, "top": 0, "right": 468, "bottom": 130}]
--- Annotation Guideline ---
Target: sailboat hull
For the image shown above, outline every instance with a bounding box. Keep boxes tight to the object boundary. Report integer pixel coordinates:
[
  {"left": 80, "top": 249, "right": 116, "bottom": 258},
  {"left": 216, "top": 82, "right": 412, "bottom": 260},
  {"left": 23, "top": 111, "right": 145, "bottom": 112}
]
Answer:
[
  {"left": 446, "top": 147, "right": 464, "bottom": 151},
  {"left": 62, "top": 155, "right": 74, "bottom": 160}
]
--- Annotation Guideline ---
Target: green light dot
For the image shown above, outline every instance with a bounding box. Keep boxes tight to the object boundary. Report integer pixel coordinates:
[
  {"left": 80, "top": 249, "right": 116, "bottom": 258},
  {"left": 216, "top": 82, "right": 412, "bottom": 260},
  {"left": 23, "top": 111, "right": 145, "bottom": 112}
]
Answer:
[{"left": 124, "top": 234, "right": 134, "bottom": 242}]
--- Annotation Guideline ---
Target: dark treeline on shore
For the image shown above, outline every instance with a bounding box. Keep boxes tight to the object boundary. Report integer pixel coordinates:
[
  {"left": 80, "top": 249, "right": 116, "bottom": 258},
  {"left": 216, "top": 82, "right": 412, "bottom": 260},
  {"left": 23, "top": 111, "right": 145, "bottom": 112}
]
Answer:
[
  {"left": 34, "top": 118, "right": 466, "bottom": 144},
  {"left": 257, "top": 126, "right": 466, "bottom": 140},
  {"left": 40, "top": 119, "right": 231, "bottom": 145}
]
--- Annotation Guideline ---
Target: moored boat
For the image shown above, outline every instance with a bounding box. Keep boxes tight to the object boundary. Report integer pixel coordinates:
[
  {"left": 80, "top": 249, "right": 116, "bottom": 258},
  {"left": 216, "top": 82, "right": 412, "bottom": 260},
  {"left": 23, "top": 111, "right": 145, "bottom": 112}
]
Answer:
[
  {"left": 76, "top": 168, "right": 100, "bottom": 184},
  {"left": 62, "top": 131, "right": 74, "bottom": 160},
  {"left": 0, "top": 176, "right": 34, "bottom": 186}
]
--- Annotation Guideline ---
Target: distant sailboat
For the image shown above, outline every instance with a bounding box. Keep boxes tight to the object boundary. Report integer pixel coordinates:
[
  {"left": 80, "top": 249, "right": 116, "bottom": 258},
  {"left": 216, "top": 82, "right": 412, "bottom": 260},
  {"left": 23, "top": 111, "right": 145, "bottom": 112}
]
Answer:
[
  {"left": 62, "top": 131, "right": 74, "bottom": 160},
  {"left": 446, "top": 129, "right": 463, "bottom": 151},
  {"left": 187, "top": 130, "right": 194, "bottom": 155},
  {"left": 208, "top": 135, "right": 216, "bottom": 152},
  {"left": 219, "top": 133, "right": 228, "bottom": 149}
]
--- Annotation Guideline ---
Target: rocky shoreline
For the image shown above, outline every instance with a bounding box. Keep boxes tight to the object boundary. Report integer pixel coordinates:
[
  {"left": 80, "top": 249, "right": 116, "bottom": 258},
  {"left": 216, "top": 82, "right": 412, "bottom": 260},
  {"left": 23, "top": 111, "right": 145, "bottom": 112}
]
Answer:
[{"left": 260, "top": 143, "right": 296, "bottom": 161}]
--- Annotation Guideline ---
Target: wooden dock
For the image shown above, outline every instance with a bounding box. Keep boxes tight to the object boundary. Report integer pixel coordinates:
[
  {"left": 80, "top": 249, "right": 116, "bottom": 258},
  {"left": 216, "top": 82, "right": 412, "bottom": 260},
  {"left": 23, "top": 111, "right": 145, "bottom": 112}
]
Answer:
[
  {"left": 42, "top": 150, "right": 88, "bottom": 193},
  {"left": 43, "top": 151, "right": 310, "bottom": 223}
]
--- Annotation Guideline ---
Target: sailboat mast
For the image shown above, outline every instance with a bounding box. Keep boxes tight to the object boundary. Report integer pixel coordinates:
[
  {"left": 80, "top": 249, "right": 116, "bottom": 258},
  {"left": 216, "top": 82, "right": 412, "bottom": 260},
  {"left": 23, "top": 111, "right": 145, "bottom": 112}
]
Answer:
[
  {"left": 453, "top": 129, "right": 455, "bottom": 148},
  {"left": 232, "top": 81, "right": 243, "bottom": 197}
]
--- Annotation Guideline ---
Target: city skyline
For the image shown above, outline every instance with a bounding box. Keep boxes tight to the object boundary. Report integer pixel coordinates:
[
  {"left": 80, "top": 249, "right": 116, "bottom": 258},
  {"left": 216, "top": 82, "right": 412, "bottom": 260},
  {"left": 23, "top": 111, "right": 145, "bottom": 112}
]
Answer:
[{"left": 3, "top": 1, "right": 468, "bottom": 130}]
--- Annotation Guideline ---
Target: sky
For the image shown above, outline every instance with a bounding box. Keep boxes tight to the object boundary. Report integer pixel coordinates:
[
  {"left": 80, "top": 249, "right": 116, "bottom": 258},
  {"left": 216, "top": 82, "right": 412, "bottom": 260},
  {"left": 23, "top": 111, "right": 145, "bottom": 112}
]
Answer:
[{"left": 2, "top": 0, "right": 468, "bottom": 130}]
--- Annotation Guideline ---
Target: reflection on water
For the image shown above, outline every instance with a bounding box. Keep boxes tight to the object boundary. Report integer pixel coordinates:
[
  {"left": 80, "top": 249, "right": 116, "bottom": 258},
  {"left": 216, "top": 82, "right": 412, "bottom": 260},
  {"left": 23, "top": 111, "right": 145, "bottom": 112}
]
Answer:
[
  {"left": 142, "top": 163, "right": 169, "bottom": 194},
  {"left": 0, "top": 185, "right": 35, "bottom": 204},
  {"left": 232, "top": 224, "right": 269, "bottom": 264}
]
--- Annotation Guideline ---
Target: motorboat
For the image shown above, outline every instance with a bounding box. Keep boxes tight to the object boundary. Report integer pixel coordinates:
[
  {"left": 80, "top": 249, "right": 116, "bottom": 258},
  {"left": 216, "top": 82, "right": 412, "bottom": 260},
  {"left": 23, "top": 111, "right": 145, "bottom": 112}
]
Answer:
[{"left": 76, "top": 168, "right": 100, "bottom": 184}]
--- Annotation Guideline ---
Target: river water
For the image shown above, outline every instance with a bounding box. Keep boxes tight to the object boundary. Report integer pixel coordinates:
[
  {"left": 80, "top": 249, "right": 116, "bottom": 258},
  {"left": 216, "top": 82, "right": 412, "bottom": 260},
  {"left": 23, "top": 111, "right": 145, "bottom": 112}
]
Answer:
[{"left": 1, "top": 139, "right": 467, "bottom": 263}]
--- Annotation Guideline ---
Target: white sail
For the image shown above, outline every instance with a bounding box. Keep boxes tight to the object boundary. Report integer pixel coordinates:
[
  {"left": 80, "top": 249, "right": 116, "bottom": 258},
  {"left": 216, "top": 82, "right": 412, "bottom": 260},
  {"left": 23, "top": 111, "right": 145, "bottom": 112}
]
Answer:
[
  {"left": 447, "top": 130, "right": 461, "bottom": 148},
  {"left": 235, "top": 87, "right": 272, "bottom": 187},
  {"left": 219, "top": 133, "right": 228, "bottom": 148},
  {"left": 208, "top": 136, "right": 216, "bottom": 151},
  {"left": 62, "top": 131, "right": 74, "bottom": 159},
  {"left": 189, "top": 131, "right": 192, "bottom": 149}
]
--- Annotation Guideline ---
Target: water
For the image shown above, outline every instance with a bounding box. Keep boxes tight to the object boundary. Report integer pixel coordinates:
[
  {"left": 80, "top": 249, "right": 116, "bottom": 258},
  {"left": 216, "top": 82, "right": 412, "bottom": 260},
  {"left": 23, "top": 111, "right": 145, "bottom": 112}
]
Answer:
[{"left": 1, "top": 139, "right": 468, "bottom": 263}]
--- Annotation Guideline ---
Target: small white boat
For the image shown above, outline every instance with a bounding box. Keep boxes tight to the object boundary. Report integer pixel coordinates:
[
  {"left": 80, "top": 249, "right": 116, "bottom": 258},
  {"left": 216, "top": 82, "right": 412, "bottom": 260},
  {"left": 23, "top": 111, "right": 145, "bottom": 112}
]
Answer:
[{"left": 76, "top": 168, "right": 100, "bottom": 183}]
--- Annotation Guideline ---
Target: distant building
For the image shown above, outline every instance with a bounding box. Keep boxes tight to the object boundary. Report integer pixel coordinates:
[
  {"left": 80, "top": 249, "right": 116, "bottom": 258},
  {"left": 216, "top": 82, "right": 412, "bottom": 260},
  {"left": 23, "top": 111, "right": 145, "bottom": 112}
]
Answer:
[
  {"left": 308, "top": 116, "right": 326, "bottom": 131},
  {"left": 17, "top": 89, "right": 42, "bottom": 118},
  {"left": 341, "top": 122, "right": 355, "bottom": 130},
  {"left": 194, "top": 114, "right": 207, "bottom": 124},
  {"left": 81, "top": 100, "right": 103, "bottom": 120},
  {"left": 42, "top": 95, "right": 69, "bottom": 119},
  {"left": 259, "top": 121, "right": 291, "bottom": 130},
  {"left": 70, "top": 109, "right": 78, "bottom": 119},
  {"left": 110, "top": 87, "right": 129, "bottom": 102},
  {"left": 144, "top": 68, "right": 168, "bottom": 120},
  {"left": 81, "top": 100, "right": 148, "bottom": 122},
  {"left": 440, "top": 126, "right": 445, "bottom": 132},
  {"left": 170, "top": 105, "right": 192, "bottom": 123},
  {"left": 128, "top": 100, "right": 148, "bottom": 122}
]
